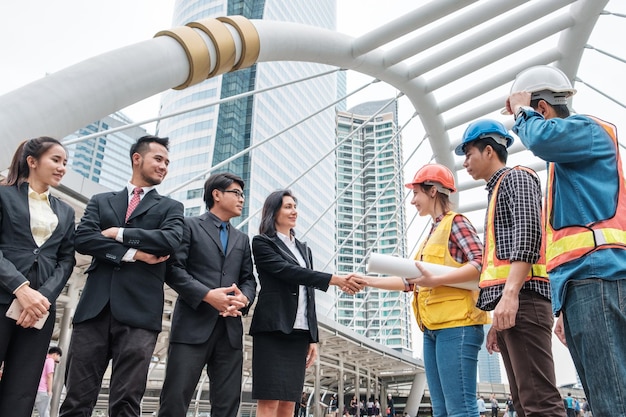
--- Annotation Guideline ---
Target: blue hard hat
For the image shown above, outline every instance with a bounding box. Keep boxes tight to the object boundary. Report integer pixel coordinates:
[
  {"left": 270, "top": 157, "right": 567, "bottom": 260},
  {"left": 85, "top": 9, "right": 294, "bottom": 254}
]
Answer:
[{"left": 454, "top": 119, "right": 514, "bottom": 155}]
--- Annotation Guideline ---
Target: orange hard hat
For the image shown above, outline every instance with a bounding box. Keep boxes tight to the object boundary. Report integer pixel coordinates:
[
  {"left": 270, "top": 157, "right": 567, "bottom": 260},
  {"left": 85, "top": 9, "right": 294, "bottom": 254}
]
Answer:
[{"left": 405, "top": 164, "right": 457, "bottom": 194}]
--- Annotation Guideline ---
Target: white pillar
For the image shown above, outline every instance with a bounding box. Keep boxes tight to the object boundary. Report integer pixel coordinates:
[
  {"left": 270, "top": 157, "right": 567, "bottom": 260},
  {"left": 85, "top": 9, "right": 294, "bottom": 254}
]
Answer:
[{"left": 404, "top": 373, "right": 427, "bottom": 417}]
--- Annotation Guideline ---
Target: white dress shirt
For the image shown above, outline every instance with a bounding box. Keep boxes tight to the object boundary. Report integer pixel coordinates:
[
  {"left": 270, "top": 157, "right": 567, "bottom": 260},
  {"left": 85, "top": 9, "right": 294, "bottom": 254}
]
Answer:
[
  {"left": 277, "top": 231, "right": 309, "bottom": 330},
  {"left": 28, "top": 187, "right": 58, "bottom": 247},
  {"left": 118, "top": 183, "right": 156, "bottom": 262}
]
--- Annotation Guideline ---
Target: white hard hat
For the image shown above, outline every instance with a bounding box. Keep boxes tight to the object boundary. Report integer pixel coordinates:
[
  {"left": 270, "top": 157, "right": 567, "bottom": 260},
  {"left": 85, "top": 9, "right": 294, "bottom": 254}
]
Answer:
[{"left": 510, "top": 65, "right": 576, "bottom": 104}]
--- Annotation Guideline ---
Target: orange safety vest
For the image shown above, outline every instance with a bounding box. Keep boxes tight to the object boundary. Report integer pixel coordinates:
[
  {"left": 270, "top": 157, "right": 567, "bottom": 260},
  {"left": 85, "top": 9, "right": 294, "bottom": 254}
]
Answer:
[
  {"left": 412, "top": 212, "right": 490, "bottom": 331},
  {"left": 545, "top": 116, "right": 626, "bottom": 272},
  {"left": 480, "top": 166, "right": 548, "bottom": 287}
]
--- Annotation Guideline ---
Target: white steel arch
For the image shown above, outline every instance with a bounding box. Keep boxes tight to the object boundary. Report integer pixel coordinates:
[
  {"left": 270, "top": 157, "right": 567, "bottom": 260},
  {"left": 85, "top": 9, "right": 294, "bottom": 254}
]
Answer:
[
  {"left": 0, "top": 0, "right": 614, "bottom": 199},
  {"left": 1, "top": 2, "right": 624, "bottom": 415}
]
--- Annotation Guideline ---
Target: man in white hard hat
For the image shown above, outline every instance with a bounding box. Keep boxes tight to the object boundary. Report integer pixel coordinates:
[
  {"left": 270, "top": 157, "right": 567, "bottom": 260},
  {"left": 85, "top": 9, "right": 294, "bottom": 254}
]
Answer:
[{"left": 506, "top": 65, "right": 626, "bottom": 417}]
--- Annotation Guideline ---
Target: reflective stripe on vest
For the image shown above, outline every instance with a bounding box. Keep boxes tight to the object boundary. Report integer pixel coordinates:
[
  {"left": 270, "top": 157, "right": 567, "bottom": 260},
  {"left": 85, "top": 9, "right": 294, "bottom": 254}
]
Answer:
[
  {"left": 411, "top": 212, "right": 490, "bottom": 330},
  {"left": 480, "top": 166, "right": 548, "bottom": 287},
  {"left": 545, "top": 115, "right": 626, "bottom": 271}
]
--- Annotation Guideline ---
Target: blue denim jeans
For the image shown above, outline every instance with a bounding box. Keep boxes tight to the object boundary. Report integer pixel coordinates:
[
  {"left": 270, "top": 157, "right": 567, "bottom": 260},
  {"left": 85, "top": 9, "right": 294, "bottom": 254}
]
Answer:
[
  {"left": 562, "top": 278, "right": 626, "bottom": 417},
  {"left": 423, "top": 325, "right": 484, "bottom": 417}
]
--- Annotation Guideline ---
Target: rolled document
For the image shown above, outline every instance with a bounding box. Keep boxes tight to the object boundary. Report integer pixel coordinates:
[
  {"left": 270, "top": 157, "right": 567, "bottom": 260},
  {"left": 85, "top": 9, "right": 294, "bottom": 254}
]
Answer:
[{"left": 366, "top": 253, "right": 480, "bottom": 291}]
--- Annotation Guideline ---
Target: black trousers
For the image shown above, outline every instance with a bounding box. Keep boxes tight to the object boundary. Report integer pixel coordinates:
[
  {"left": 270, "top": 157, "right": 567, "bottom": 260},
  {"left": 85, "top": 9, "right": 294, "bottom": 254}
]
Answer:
[
  {"left": 158, "top": 319, "right": 243, "bottom": 417},
  {"left": 0, "top": 302, "right": 54, "bottom": 417},
  {"left": 59, "top": 306, "right": 158, "bottom": 417}
]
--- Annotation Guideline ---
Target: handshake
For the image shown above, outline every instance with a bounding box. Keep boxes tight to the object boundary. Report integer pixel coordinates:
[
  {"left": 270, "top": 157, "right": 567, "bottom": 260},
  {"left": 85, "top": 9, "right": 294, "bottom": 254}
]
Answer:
[{"left": 330, "top": 273, "right": 369, "bottom": 295}]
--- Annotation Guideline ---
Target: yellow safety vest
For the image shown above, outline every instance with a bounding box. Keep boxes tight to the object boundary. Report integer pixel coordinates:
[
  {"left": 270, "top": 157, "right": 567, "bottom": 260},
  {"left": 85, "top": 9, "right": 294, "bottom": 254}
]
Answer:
[
  {"left": 412, "top": 211, "right": 490, "bottom": 331},
  {"left": 479, "top": 166, "right": 548, "bottom": 287}
]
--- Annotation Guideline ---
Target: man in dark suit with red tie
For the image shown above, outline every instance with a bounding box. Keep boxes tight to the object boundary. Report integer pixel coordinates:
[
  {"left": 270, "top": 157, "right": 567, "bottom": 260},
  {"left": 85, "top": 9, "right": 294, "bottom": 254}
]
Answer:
[
  {"left": 157, "top": 172, "right": 256, "bottom": 417},
  {"left": 59, "top": 135, "right": 184, "bottom": 417}
]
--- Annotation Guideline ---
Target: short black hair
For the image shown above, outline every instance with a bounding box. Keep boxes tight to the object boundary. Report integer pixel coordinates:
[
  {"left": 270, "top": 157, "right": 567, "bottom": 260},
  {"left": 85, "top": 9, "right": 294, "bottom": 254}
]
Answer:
[
  {"left": 129, "top": 135, "right": 170, "bottom": 163},
  {"left": 203, "top": 172, "right": 245, "bottom": 209},
  {"left": 466, "top": 137, "right": 508, "bottom": 163},
  {"left": 48, "top": 346, "right": 63, "bottom": 356},
  {"left": 530, "top": 99, "right": 571, "bottom": 118}
]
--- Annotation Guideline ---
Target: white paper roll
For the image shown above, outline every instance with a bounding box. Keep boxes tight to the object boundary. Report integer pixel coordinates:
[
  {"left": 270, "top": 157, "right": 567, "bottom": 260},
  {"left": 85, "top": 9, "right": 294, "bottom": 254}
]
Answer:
[{"left": 366, "top": 253, "right": 479, "bottom": 291}]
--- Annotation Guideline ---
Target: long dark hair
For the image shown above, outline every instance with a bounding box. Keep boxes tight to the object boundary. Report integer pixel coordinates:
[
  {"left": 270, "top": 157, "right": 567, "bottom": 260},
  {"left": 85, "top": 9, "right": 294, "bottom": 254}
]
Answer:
[
  {"left": 259, "top": 189, "right": 297, "bottom": 236},
  {"left": 3, "top": 137, "right": 64, "bottom": 187}
]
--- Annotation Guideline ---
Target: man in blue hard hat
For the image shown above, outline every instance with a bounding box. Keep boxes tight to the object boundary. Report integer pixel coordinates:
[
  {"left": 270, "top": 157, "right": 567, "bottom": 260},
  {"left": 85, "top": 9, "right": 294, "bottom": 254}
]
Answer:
[{"left": 456, "top": 119, "right": 565, "bottom": 417}]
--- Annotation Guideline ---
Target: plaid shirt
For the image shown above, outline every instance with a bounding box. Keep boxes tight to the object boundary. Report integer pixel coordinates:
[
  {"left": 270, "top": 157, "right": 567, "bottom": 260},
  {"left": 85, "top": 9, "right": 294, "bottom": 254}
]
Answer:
[
  {"left": 477, "top": 167, "right": 551, "bottom": 311},
  {"left": 407, "top": 212, "right": 483, "bottom": 292}
]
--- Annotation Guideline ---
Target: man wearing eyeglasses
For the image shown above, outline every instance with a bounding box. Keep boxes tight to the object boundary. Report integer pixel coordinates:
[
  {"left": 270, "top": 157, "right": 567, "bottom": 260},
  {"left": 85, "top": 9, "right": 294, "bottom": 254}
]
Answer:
[{"left": 158, "top": 172, "right": 256, "bottom": 417}]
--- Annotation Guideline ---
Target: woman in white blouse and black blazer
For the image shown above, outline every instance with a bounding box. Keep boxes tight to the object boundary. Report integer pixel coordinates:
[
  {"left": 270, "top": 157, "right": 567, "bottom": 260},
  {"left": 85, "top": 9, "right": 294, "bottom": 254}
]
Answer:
[
  {"left": 250, "top": 190, "right": 362, "bottom": 417},
  {"left": 0, "top": 137, "right": 76, "bottom": 417}
]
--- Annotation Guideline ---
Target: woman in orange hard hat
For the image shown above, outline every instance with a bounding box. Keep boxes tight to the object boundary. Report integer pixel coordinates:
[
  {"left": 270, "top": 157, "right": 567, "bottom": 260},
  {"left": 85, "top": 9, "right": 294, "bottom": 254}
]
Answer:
[{"left": 362, "top": 164, "right": 489, "bottom": 417}]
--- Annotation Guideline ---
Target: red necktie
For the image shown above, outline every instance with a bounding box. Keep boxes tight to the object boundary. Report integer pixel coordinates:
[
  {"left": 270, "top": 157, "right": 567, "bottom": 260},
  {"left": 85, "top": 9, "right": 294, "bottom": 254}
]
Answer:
[{"left": 125, "top": 187, "right": 143, "bottom": 222}]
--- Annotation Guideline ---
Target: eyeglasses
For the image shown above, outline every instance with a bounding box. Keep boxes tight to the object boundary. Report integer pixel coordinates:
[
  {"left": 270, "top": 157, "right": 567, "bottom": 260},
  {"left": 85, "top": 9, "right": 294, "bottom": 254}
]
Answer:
[{"left": 221, "top": 189, "right": 245, "bottom": 199}]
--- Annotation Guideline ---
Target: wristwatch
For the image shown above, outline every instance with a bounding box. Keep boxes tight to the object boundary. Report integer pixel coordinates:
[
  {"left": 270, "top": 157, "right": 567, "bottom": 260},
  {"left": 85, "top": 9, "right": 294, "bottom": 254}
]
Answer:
[{"left": 514, "top": 105, "right": 535, "bottom": 121}]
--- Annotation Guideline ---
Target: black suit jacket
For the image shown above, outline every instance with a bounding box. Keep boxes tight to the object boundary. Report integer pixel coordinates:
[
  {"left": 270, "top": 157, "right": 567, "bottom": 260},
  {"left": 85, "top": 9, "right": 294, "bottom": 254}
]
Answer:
[
  {"left": 73, "top": 188, "right": 184, "bottom": 332},
  {"left": 249, "top": 233, "right": 331, "bottom": 342},
  {"left": 0, "top": 183, "right": 76, "bottom": 307},
  {"left": 166, "top": 212, "right": 257, "bottom": 349}
]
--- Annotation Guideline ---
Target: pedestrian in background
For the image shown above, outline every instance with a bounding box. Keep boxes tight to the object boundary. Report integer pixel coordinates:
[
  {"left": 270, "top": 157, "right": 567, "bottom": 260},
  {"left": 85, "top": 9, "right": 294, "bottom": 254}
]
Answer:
[{"left": 34, "top": 346, "right": 62, "bottom": 417}]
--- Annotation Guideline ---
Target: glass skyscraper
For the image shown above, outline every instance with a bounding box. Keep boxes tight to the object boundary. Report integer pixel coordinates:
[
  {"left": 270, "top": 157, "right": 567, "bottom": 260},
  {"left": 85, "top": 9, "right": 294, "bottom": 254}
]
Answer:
[
  {"left": 157, "top": 0, "right": 340, "bottom": 313},
  {"left": 157, "top": 1, "right": 411, "bottom": 348},
  {"left": 478, "top": 324, "right": 502, "bottom": 383},
  {"left": 335, "top": 100, "right": 412, "bottom": 353},
  {"left": 65, "top": 112, "right": 147, "bottom": 190}
]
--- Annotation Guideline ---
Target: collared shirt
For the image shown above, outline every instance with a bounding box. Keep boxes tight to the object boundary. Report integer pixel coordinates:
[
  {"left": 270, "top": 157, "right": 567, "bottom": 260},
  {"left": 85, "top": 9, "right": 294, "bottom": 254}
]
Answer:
[
  {"left": 277, "top": 231, "right": 309, "bottom": 330},
  {"left": 124, "top": 183, "right": 155, "bottom": 205},
  {"left": 207, "top": 211, "right": 229, "bottom": 237},
  {"left": 206, "top": 212, "right": 252, "bottom": 310},
  {"left": 119, "top": 183, "right": 156, "bottom": 262},
  {"left": 28, "top": 187, "right": 58, "bottom": 247},
  {"left": 406, "top": 212, "right": 483, "bottom": 292},
  {"left": 431, "top": 212, "right": 483, "bottom": 271},
  {"left": 477, "top": 167, "right": 551, "bottom": 311}
]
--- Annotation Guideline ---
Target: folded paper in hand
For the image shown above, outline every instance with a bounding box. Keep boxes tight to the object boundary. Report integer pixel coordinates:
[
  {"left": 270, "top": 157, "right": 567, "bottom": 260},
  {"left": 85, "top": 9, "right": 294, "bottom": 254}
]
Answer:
[
  {"left": 5, "top": 299, "right": 49, "bottom": 330},
  {"left": 366, "top": 253, "right": 479, "bottom": 291}
]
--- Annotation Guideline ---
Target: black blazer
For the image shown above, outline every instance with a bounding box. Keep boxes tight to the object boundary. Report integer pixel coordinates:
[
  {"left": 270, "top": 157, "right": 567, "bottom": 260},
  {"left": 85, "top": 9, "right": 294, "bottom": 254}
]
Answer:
[
  {"left": 73, "top": 188, "right": 184, "bottom": 332},
  {"left": 166, "top": 212, "right": 257, "bottom": 349},
  {"left": 249, "top": 233, "right": 331, "bottom": 342},
  {"left": 0, "top": 183, "right": 76, "bottom": 307}
]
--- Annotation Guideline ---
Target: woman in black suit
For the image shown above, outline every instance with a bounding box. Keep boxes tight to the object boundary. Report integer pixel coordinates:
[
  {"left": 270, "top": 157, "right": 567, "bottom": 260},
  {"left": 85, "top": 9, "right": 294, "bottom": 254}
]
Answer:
[
  {"left": 0, "top": 137, "right": 76, "bottom": 417},
  {"left": 250, "top": 190, "right": 362, "bottom": 417}
]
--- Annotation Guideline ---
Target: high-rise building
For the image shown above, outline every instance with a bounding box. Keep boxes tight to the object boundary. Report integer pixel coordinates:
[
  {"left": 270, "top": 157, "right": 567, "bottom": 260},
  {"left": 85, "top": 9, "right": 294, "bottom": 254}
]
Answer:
[
  {"left": 157, "top": 0, "right": 340, "bottom": 313},
  {"left": 157, "top": 1, "right": 412, "bottom": 347},
  {"left": 478, "top": 324, "right": 502, "bottom": 383},
  {"left": 335, "top": 100, "right": 412, "bottom": 353},
  {"left": 65, "top": 112, "right": 147, "bottom": 190}
]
